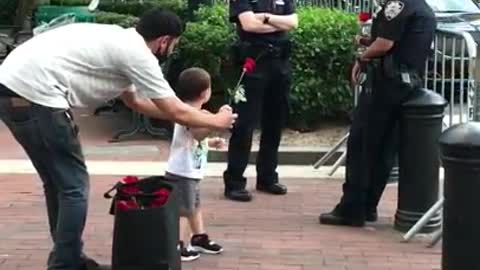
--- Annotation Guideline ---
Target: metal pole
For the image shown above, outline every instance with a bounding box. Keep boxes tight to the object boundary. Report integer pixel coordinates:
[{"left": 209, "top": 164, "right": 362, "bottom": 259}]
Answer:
[
  {"left": 428, "top": 228, "right": 443, "bottom": 248},
  {"left": 313, "top": 133, "right": 348, "bottom": 169},
  {"left": 328, "top": 150, "right": 346, "bottom": 176},
  {"left": 402, "top": 197, "right": 444, "bottom": 242}
]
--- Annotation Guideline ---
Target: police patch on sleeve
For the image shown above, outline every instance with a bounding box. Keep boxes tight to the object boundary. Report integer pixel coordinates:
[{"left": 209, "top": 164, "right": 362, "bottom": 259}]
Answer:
[{"left": 384, "top": 1, "right": 404, "bottom": 21}]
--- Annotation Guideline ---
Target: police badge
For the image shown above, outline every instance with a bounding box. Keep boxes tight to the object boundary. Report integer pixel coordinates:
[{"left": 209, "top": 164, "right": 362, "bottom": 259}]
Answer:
[{"left": 384, "top": 1, "right": 404, "bottom": 21}]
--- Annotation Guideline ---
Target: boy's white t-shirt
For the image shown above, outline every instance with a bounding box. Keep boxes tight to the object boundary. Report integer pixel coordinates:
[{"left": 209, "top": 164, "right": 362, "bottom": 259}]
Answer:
[
  {"left": 166, "top": 124, "right": 209, "bottom": 180},
  {"left": 0, "top": 23, "right": 175, "bottom": 109}
]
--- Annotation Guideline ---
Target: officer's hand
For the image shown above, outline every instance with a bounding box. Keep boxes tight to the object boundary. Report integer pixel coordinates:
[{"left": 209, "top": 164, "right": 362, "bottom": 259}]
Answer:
[
  {"left": 214, "top": 109, "right": 238, "bottom": 129},
  {"left": 355, "top": 35, "right": 361, "bottom": 45},
  {"left": 351, "top": 60, "right": 361, "bottom": 84}
]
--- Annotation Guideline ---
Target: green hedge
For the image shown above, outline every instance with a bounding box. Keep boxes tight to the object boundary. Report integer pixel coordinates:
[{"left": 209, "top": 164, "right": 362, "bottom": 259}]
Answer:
[
  {"left": 0, "top": 0, "right": 18, "bottom": 25},
  {"left": 98, "top": 0, "right": 187, "bottom": 18},
  {"left": 49, "top": 0, "right": 91, "bottom": 5},
  {"left": 170, "top": 5, "right": 237, "bottom": 98},
  {"left": 95, "top": 4, "right": 358, "bottom": 128},
  {"left": 290, "top": 7, "right": 358, "bottom": 125},
  {"left": 95, "top": 11, "right": 138, "bottom": 27}
]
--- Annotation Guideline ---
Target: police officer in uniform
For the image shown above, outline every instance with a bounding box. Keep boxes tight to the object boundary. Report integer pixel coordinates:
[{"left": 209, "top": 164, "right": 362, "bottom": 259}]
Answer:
[
  {"left": 224, "top": 0, "right": 298, "bottom": 201},
  {"left": 319, "top": 0, "right": 436, "bottom": 226}
]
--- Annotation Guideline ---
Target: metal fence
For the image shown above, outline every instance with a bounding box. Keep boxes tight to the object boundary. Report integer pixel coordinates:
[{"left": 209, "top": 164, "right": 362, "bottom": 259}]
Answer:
[
  {"left": 298, "top": 0, "right": 376, "bottom": 13},
  {"left": 425, "top": 29, "right": 477, "bottom": 127}
]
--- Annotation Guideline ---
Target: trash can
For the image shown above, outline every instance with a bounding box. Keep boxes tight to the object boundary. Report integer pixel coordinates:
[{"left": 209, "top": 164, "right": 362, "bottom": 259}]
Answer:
[{"left": 104, "top": 176, "right": 181, "bottom": 270}]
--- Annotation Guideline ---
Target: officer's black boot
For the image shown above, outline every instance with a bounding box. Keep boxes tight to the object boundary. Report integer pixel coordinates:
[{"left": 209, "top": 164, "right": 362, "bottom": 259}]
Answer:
[
  {"left": 256, "top": 172, "right": 287, "bottom": 195},
  {"left": 319, "top": 202, "right": 366, "bottom": 227},
  {"left": 223, "top": 171, "right": 252, "bottom": 202}
]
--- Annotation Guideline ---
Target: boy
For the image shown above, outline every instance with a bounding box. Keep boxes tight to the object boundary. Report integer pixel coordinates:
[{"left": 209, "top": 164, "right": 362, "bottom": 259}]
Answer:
[{"left": 165, "top": 67, "right": 225, "bottom": 262}]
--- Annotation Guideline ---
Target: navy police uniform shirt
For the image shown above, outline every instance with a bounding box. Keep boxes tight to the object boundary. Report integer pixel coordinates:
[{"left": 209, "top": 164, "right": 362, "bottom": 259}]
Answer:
[
  {"left": 229, "top": 0, "right": 295, "bottom": 44},
  {"left": 371, "top": 0, "right": 436, "bottom": 74}
]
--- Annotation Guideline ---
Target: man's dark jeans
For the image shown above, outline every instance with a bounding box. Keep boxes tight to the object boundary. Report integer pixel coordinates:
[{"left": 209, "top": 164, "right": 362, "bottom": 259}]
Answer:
[{"left": 0, "top": 93, "right": 89, "bottom": 270}]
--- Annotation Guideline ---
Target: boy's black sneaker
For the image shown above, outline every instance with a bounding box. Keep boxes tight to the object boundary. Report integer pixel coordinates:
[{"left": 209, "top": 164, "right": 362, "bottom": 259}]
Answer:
[
  {"left": 180, "top": 241, "right": 200, "bottom": 262},
  {"left": 190, "top": 234, "right": 224, "bottom": 254}
]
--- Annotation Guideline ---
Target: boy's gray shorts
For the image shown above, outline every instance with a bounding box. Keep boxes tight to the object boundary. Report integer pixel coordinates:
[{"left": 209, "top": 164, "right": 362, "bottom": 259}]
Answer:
[{"left": 165, "top": 172, "right": 200, "bottom": 217}]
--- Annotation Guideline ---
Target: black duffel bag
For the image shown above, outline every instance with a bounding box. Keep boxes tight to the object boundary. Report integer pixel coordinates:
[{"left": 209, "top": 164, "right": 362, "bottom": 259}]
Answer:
[{"left": 104, "top": 176, "right": 181, "bottom": 270}]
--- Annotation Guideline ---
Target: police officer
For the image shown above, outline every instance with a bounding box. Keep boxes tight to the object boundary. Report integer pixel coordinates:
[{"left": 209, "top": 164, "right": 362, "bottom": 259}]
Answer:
[
  {"left": 319, "top": 0, "right": 436, "bottom": 226},
  {"left": 224, "top": 0, "right": 298, "bottom": 201}
]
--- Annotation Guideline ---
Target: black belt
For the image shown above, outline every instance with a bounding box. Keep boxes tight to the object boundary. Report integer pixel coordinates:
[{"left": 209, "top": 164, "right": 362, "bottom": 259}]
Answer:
[{"left": 243, "top": 41, "right": 291, "bottom": 59}]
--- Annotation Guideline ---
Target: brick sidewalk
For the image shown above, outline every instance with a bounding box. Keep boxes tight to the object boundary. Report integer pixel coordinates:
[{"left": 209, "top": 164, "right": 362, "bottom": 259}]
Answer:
[{"left": 0, "top": 174, "right": 441, "bottom": 270}]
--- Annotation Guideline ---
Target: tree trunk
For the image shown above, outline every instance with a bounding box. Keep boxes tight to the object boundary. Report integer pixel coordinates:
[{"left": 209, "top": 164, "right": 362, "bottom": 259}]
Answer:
[{"left": 14, "top": 0, "right": 38, "bottom": 31}]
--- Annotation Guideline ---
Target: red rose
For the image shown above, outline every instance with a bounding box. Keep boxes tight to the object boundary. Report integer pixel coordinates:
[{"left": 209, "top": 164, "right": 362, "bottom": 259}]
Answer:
[
  {"left": 120, "top": 175, "right": 140, "bottom": 195},
  {"left": 358, "top": 12, "right": 371, "bottom": 22},
  {"left": 116, "top": 199, "right": 140, "bottom": 211},
  {"left": 242, "top": 57, "right": 256, "bottom": 74},
  {"left": 122, "top": 176, "right": 139, "bottom": 184},
  {"left": 150, "top": 188, "right": 170, "bottom": 208}
]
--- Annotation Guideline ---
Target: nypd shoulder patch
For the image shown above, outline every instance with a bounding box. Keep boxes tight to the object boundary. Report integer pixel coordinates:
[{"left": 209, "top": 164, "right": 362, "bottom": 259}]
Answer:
[{"left": 384, "top": 1, "right": 404, "bottom": 21}]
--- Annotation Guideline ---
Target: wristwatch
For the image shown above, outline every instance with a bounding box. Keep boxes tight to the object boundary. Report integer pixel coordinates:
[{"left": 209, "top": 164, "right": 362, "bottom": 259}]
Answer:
[{"left": 263, "top": 14, "right": 270, "bottom": 24}]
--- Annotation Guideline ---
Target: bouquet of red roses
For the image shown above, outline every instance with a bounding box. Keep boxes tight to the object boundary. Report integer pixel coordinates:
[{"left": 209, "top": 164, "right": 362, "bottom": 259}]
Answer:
[{"left": 114, "top": 176, "right": 171, "bottom": 212}]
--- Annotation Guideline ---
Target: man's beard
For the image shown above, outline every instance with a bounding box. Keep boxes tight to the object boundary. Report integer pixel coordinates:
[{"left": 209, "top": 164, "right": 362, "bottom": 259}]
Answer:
[{"left": 155, "top": 51, "right": 169, "bottom": 64}]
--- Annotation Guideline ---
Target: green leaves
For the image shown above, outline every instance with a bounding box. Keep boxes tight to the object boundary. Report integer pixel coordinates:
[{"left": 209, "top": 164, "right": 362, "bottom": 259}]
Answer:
[
  {"left": 289, "top": 7, "right": 358, "bottom": 126},
  {"left": 174, "top": 4, "right": 237, "bottom": 96},
  {"left": 94, "top": 11, "right": 138, "bottom": 27},
  {"left": 97, "top": 0, "right": 187, "bottom": 17}
]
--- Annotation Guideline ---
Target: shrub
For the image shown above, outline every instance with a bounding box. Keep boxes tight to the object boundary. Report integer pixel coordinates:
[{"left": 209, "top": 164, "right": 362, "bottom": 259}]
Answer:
[
  {"left": 290, "top": 7, "right": 358, "bottom": 126},
  {"left": 0, "top": 0, "right": 18, "bottom": 25},
  {"left": 94, "top": 11, "right": 138, "bottom": 27},
  {"left": 49, "top": 0, "right": 91, "bottom": 5},
  {"left": 97, "top": 0, "right": 187, "bottom": 18},
  {"left": 171, "top": 4, "right": 237, "bottom": 98}
]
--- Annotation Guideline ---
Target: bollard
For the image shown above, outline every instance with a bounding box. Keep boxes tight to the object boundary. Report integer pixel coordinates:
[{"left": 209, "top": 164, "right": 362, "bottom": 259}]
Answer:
[
  {"left": 439, "top": 122, "right": 480, "bottom": 270},
  {"left": 394, "top": 88, "right": 446, "bottom": 233}
]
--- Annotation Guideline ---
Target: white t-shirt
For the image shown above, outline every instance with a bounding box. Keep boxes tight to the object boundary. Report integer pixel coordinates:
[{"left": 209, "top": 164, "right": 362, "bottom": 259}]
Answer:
[
  {"left": 0, "top": 23, "right": 175, "bottom": 109},
  {"left": 166, "top": 124, "right": 209, "bottom": 180}
]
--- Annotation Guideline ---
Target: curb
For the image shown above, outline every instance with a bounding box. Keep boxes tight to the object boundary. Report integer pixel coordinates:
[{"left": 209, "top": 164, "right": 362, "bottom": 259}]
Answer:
[{"left": 208, "top": 146, "right": 345, "bottom": 166}]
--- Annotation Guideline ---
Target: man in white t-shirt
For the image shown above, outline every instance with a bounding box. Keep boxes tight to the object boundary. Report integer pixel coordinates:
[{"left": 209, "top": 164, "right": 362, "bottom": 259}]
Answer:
[{"left": 0, "top": 9, "right": 236, "bottom": 270}]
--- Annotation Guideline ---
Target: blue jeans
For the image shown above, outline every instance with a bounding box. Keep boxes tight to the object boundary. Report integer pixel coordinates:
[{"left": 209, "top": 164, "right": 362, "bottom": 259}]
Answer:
[{"left": 0, "top": 95, "right": 89, "bottom": 270}]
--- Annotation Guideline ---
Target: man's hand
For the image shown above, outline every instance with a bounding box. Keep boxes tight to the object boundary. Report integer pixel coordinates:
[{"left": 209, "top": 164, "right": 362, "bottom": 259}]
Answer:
[
  {"left": 214, "top": 109, "right": 238, "bottom": 129},
  {"left": 151, "top": 97, "right": 237, "bottom": 130}
]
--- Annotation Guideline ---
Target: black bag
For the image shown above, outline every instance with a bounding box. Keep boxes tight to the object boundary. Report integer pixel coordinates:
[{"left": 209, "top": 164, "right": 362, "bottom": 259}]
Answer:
[{"left": 104, "top": 176, "right": 181, "bottom": 270}]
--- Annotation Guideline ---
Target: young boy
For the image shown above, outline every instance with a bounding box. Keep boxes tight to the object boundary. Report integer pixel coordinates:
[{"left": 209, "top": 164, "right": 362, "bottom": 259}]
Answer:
[{"left": 165, "top": 67, "right": 225, "bottom": 262}]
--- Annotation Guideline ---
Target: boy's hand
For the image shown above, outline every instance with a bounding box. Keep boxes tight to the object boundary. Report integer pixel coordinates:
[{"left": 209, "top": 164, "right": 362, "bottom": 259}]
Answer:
[
  {"left": 219, "top": 104, "right": 233, "bottom": 112},
  {"left": 208, "top": 137, "right": 226, "bottom": 149}
]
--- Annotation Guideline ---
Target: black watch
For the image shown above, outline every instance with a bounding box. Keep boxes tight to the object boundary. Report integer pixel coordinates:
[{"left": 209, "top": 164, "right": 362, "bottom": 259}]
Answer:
[{"left": 263, "top": 14, "right": 270, "bottom": 24}]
